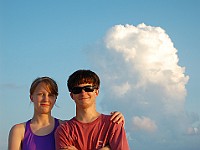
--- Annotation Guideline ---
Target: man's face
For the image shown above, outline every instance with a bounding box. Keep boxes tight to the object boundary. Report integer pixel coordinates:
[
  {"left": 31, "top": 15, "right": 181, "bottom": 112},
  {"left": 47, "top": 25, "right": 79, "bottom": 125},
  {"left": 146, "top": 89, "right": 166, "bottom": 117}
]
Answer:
[{"left": 70, "top": 83, "right": 99, "bottom": 109}]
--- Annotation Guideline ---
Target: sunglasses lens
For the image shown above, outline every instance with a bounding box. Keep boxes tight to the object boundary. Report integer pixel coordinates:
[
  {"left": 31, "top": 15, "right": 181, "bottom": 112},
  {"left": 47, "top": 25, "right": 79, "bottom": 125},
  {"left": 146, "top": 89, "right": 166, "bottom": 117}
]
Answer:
[
  {"left": 71, "top": 86, "right": 96, "bottom": 94},
  {"left": 71, "top": 87, "right": 82, "bottom": 94},
  {"left": 84, "top": 87, "right": 94, "bottom": 92}
]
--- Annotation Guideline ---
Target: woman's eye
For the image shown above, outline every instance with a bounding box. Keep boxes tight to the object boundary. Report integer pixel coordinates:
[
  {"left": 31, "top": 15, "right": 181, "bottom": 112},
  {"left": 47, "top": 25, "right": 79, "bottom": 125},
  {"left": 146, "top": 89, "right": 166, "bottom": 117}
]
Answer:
[
  {"left": 37, "top": 93, "right": 44, "bottom": 96},
  {"left": 36, "top": 93, "right": 55, "bottom": 97},
  {"left": 48, "top": 94, "right": 54, "bottom": 97}
]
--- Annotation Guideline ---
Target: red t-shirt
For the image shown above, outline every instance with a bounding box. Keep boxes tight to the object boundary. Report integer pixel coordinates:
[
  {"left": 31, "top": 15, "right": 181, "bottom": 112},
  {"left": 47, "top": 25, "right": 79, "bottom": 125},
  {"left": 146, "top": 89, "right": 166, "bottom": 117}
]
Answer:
[{"left": 55, "top": 114, "right": 130, "bottom": 150}]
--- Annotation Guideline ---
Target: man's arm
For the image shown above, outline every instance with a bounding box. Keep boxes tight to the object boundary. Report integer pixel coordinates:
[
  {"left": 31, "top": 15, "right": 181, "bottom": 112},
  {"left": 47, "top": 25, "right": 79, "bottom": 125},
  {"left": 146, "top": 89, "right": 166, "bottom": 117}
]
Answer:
[
  {"left": 99, "top": 145, "right": 111, "bottom": 150},
  {"left": 55, "top": 125, "right": 75, "bottom": 150},
  {"left": 58, "top": 145, "right": 78, "bottom": 150},
  {"left": 109, "top": 122, "right": 130, "bottom": 150}
]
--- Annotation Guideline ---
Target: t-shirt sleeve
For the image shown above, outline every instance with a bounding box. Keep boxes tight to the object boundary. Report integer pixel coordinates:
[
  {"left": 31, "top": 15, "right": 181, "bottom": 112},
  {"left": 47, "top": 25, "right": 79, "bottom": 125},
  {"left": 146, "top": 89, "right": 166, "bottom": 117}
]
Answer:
[
  {"left": 55, "top": 124, "right": 73, "bottom": 150},
  {"left": 109, "top": 122, "right": 130, "bottom": 150}
]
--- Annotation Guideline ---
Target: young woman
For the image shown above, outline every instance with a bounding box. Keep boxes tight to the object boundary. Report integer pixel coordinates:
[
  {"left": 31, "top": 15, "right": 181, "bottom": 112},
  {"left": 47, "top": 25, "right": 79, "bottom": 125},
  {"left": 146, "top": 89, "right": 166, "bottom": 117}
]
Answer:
[{"left": 8, "top": 77, "right": 125, "bottom": 150}]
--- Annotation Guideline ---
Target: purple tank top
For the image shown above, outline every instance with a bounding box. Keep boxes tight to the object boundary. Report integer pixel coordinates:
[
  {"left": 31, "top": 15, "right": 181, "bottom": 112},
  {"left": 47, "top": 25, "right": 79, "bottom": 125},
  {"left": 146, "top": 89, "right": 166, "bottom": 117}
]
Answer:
[{"left": 22, "top": 118, "right": 59, "bottom": 150}]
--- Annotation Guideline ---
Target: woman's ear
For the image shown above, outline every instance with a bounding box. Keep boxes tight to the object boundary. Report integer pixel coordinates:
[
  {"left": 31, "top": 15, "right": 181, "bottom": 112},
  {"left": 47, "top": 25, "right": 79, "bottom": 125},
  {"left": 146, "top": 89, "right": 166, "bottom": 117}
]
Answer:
[{"left": 30, "top": 95, "right": 33, "bottom": 102}]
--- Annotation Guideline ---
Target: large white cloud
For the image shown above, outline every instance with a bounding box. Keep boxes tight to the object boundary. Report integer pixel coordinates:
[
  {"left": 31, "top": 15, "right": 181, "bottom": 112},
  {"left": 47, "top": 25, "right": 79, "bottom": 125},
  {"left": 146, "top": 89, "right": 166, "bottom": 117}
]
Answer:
[
  {"left": 87, "top": 23, "right": 200, "bottom": 150},
  {"left": 105, "top": 23, "right": 188, "bottom": 101}
]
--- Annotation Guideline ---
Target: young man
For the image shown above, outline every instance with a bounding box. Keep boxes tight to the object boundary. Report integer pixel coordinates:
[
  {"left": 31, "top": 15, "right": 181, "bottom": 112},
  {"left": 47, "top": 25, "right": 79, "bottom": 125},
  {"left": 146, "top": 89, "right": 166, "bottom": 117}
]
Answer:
[{"left": 55, "top": 69, "right": 130, "bottom": 150}]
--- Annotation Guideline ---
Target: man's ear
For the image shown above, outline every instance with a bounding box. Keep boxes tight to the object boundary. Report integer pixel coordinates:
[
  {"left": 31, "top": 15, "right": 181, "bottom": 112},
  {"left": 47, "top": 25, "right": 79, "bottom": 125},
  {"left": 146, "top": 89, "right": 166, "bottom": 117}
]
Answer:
[
  {"left": 70, "top": 92, "right": 74, "bottom": 100},
  {"left": 95, "top": 89, "right": 99, "bottom": 96}
]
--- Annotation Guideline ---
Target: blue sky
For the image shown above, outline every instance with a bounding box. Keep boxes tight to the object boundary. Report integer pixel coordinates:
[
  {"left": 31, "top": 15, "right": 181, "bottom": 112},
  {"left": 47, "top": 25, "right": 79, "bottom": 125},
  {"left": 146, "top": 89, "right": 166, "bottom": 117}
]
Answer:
[{"left": 0, "top": 1, "right": 200, "bottom": 150}]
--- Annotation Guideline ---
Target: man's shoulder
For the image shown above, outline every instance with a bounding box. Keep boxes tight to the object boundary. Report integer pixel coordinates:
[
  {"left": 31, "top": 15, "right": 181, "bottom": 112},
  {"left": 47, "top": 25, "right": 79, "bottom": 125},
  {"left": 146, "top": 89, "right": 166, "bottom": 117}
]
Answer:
[
  {"left": 101, "top": 114, "right": 112, "bottom": 120},
  {"left": 100, "top": 114, "right": 115, "bottom": 124},
  {"left": 101, "top": 114, "right": 124, "bottom": 128},
  {"left": 56, "top": 117, "right": 76, "bottom": 133},
  {"left": 62, "top": 117, "right": 77, "bottom": 125}
]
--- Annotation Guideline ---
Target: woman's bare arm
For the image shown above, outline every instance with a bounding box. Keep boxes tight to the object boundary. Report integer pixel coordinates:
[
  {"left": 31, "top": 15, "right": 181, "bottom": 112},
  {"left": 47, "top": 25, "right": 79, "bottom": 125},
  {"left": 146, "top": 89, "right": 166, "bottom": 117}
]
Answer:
[{"left": 8, "top": 123, "right": 25, "bottom": 150}]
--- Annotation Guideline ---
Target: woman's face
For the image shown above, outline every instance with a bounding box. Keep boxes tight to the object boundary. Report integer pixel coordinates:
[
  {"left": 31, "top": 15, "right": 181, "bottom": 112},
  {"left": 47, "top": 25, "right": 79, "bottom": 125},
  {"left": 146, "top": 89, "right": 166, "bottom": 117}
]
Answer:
[{"left": 30, "top": 82, "right": 57, "bottom": 114}]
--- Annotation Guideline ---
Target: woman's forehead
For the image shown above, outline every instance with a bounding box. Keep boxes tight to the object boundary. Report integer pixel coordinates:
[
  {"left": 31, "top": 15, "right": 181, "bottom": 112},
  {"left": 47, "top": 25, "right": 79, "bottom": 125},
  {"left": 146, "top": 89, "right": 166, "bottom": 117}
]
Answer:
[{"left": 34, "top": 82, "right": 50, "bottom": 92}]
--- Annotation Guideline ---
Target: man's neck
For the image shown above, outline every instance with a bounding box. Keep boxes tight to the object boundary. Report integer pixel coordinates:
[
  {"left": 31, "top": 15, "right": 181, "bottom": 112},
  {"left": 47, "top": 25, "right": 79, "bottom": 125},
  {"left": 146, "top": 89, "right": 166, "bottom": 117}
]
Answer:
[{"left": 75, "top": 108, "right": 100, "bottom": 123}]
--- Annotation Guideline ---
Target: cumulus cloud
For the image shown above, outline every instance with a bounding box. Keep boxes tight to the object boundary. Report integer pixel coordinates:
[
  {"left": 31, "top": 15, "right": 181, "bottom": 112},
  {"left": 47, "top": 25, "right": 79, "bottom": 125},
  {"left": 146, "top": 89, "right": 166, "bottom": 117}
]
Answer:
[
  {"left": 111, "top": 82, "right": 130, "bottom": 97},
  {"left": 87, "top": 23, "right": 200, "bottom": 149},
  {"left": 104, "top": 24, "right": 188, "bottom": 101},
  {"left": 132, "top": 116, "right": 157, "bottom": 132}
]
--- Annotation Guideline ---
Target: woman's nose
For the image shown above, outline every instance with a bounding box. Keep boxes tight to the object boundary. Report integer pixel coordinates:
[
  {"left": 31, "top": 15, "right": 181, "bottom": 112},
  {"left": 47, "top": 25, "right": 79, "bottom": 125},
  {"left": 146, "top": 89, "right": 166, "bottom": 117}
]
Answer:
[{"left": 42, "top": 94, "right": 49, "bottom": 100}]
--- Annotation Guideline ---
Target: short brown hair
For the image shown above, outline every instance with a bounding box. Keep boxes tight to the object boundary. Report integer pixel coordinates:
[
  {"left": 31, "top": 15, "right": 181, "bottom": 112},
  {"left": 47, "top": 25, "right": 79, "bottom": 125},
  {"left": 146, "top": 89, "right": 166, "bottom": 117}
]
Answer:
[{"left": 67, "top": 69, "right": 100, "bottom": 92}]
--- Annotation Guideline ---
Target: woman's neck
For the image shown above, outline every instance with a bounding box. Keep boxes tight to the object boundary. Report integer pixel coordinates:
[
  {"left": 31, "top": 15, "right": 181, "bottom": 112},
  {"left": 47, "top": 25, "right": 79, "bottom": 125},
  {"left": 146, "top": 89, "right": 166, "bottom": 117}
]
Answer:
[{"left": 31, "top": 113, "right": 54, "bottom": 125}]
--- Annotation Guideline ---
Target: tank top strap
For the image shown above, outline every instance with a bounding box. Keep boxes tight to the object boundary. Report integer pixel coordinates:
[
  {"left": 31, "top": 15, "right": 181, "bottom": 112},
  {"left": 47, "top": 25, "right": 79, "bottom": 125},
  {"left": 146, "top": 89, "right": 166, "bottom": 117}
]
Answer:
[
  {"left": 24, "top": 119, "right": 32, "bottom": 133},
  {"left": 25, "top": 118, "right": 59, "bottom": 134},
  {"left": 54, "top": 118, "right": 60, "bottom": 130}
]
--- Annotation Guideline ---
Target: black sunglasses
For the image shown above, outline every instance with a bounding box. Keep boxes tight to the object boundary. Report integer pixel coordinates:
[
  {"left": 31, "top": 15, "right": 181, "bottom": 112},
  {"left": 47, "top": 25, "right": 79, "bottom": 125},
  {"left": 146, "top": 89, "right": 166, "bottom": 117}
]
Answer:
[{"left": 71, "top": 85, "right": 97, "bottom": 94}]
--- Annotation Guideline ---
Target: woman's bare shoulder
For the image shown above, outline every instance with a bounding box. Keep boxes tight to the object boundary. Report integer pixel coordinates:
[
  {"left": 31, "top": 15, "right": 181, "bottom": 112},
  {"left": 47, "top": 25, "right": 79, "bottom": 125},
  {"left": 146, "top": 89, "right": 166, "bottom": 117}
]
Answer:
[
  {"left": 9, "top": 122, "right": 26, "bottom": 135},
  {"left": 8, "top": 122, "right": 26, "bottom": 149},
  {"left": 9, "top": 122, "right": 26, "bottom": 142}
]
